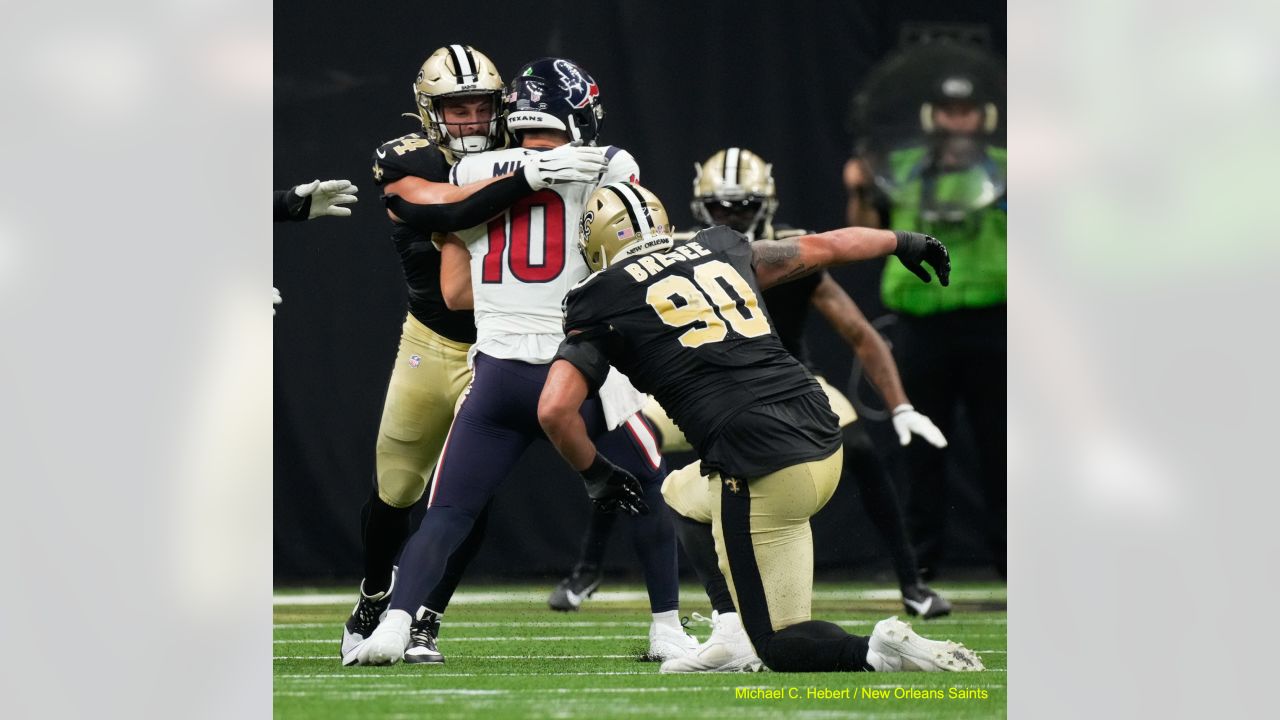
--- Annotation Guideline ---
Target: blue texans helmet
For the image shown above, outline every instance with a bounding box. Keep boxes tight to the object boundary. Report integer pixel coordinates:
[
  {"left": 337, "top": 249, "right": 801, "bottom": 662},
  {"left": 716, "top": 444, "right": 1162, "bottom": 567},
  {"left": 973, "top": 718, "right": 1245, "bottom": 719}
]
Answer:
[{"left": 504, "top": 58, "right": 605, "bottom": 145}]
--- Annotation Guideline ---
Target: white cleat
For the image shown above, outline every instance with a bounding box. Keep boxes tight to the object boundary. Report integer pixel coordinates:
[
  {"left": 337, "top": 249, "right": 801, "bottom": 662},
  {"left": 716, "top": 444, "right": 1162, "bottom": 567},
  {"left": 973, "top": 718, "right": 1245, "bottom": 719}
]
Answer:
[
  {"left": 342, "top": 610, "right": 412, "bottom": 666},
  {"left": 868, "top": 615, "right": 984, "bottom": 672},
  {"left": 647, "top": 619, "right": 699, "bottom": 662},
  {"left": 660, "top": 611, "right": 764, "bottom": 673}
]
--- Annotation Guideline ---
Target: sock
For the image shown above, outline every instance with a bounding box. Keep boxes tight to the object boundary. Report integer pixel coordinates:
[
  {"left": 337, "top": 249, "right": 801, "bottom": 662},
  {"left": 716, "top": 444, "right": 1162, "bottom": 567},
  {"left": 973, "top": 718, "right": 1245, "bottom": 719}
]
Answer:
[
  {"left": 674, "top": 514, "right": 737, "bottom": 615},
  {"left": 842, "top": 424, "right": 922, "bottom": 588},
  {"left": 761, "top": 621, "right": 872, "bottom": 672},
  {"left": 361, "top": 489, "right": 413, "bottom": 595},
  {"left": 651, "top": 609, "right": 682, "bottom": 629}
]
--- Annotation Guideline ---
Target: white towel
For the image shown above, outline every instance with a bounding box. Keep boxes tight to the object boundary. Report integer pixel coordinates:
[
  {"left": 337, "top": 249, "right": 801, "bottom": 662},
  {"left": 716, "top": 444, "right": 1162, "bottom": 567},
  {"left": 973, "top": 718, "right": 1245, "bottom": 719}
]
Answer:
[{"left": 599, "top": 368, "right": 647, "bottom": 430}]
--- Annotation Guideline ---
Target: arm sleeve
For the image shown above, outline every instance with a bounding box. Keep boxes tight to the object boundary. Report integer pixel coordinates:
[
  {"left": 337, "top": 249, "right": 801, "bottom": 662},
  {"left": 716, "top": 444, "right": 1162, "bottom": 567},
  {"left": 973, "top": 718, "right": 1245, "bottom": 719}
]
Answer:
[
  {"left": 552, "top": 331, "right": 612, "bottom": 396},
  {"left": 383, "top": 172, "right": 535, "bottom": 234},
  {"left": 274, "top": 188, "right": 309, "bottom": 222}
]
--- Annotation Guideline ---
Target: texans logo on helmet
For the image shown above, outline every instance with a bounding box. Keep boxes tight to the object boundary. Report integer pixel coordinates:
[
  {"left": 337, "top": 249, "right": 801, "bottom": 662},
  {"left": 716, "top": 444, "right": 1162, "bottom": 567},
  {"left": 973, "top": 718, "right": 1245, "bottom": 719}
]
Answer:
[{"left": 553, "top": 59, "right": 599, "bottom": 109}]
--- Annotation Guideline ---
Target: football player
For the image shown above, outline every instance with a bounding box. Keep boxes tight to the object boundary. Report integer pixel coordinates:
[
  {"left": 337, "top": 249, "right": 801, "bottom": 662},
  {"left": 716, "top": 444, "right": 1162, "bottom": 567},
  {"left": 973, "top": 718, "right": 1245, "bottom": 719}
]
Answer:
[
  {"left": 537, "top": 182, "right": 983, "bottom": 673},
  {"left": 549, "top": 150, "right": 953, "bottom": 646},
  {"left": 340, "top": 45, "right": 606, "bottom": 663},
  {"left": 348, "top": 58, "right": 695, "bottom": 667},
  {"left": 273, "top": 178, "right": 358, "bottom": 314}
]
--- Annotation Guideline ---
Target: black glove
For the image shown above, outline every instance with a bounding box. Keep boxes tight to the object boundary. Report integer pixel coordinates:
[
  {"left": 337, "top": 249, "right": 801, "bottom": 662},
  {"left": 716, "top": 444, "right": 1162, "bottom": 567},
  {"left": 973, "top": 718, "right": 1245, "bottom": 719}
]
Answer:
[
  {"left": 893, "top": 231, "right": 951, "bottom": 286},
  {"left": 580, "top": 454, "right": 649, "bottom": 516}
]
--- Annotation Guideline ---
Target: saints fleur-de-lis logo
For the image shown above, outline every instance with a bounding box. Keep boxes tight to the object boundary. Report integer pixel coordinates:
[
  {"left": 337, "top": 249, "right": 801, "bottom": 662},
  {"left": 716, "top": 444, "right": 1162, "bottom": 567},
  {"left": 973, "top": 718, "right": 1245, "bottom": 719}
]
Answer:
[{"left": 724, "top": 477, "right": 741, "bottom": 494}]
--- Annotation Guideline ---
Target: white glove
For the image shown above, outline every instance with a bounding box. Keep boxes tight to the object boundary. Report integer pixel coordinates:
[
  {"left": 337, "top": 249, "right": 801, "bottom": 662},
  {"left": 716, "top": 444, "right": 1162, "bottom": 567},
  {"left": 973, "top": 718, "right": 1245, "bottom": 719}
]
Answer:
[
  {"left": 522, "top": 145, "right": 607, "bottom": 191},
  {"left": 273, "top": 287, "right": 282, "bottom": 316},
  {"left": 294, "top": 179, "right": 359, "bottom": 218},
  {"left": 891, "top": 404, "right": 948, "bottom": 448}
]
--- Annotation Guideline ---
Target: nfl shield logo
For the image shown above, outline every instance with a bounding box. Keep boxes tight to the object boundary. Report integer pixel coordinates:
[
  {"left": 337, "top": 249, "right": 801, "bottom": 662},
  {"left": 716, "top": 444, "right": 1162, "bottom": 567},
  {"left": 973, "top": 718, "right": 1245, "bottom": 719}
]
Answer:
[{"left": 409, "top": 354, "right": 421, "bottom": 368}]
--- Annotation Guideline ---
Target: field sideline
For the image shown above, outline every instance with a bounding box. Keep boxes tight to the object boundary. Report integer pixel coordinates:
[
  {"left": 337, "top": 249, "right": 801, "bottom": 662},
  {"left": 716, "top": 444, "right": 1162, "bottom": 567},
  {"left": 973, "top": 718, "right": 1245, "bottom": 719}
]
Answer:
[{"left": 274, "top": 582, "right": 1007, "bottom": 719}]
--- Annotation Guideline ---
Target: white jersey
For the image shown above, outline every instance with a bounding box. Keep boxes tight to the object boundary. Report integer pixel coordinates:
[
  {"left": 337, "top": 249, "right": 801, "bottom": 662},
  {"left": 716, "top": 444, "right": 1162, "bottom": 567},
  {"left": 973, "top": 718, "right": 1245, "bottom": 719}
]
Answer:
[{"left": 451, "top": 145, "right": 640, "bottom": 364}]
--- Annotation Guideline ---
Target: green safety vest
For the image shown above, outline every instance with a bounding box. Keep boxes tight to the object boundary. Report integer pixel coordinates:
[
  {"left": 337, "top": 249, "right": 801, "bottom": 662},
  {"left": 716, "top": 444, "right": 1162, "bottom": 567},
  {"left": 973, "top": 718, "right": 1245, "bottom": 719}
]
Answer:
[{"left": 881, "top": 146, "right": 1007, "bottom": 316}]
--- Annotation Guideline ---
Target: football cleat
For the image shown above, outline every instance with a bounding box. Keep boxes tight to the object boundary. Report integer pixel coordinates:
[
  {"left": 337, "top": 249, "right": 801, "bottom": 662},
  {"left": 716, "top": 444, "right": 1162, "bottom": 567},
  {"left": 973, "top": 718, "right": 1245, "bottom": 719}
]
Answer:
[
  {"left": 646, "top": 619, "right": 699, "bottom": 662},
  {"left": 403, "top": 608, "right": 445, "bottom": 665},
  {"left": 340, "top": 572, "right": 395, "bottom": 657},
  {"left": 901, "top": 584, "right": 953, "bottom": 619},
  {"left": 547, "top": 564, "right": 603, "bottom": 612},
  {"left": 342, "top": 610, "right": 412, "bottom": 666},
  {"left": 867, "top": 616, "right": 984, "bottom": 672},
  {"left": 659, "top": 611, "right": 763, "bottom": 673}
]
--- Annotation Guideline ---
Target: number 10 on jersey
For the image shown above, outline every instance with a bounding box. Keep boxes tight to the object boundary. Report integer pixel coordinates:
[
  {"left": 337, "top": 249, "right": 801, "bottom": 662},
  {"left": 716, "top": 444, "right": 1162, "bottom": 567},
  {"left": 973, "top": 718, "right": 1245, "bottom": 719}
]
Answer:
[{"left": 482, "top": 190, "right": 567, "bottom": 284}]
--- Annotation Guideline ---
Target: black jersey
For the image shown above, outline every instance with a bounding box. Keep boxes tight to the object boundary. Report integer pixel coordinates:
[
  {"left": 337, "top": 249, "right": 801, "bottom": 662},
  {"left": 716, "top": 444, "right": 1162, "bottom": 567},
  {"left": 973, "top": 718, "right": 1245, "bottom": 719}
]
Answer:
[
  {"left": 372, "top": 133, "right": 476, "bottom": 344},
  {"left": 562, "top": 225, "right": 840, "bottom": 478},
  {"left": 760, "top": 267, "right": 820, "bottom": 368}
]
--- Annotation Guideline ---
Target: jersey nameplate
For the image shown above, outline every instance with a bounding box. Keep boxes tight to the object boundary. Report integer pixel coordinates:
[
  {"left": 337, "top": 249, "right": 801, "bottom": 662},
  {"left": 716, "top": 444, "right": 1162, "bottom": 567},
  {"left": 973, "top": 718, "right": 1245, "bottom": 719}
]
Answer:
[{"left": 623, "top": 242, "right": 712, "bottom": 283}]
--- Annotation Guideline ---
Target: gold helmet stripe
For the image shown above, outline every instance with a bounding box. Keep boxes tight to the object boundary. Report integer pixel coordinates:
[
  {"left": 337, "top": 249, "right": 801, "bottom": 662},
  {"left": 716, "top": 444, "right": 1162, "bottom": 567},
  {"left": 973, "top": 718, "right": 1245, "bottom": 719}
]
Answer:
[
  {"left": 723, "top": 147, "right": 741, "bottom": 185},
  {"left": 602, "top": 183, "right": 650, "bottom": 236},
  {"left": 447, "top": 44, "right": 476, "bottom": 81}
]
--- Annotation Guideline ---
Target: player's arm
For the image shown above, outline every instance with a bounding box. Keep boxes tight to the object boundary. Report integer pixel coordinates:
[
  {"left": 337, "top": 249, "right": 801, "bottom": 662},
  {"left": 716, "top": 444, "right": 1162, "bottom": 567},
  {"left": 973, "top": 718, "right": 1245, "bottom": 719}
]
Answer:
[
  {"left": 539, "top": 333, "right": 647, "bottom": 515},
  {"left": 809, "top": 273, "right": 948, "bottom": 447},
  {"left": 810, "top": 272, "right": 907, "bottom": 408},
  {"left": 439, "top": 235, "right": 473, "bottom": 310},
  {"left": 274, "top": 179, "right": 358, "bottom": 222},
  {"left": 384, "top": 145, "right": 608, "bottom": 233},
  {"left": 752, "top": 229, "right": 950, "bottom": 291}
]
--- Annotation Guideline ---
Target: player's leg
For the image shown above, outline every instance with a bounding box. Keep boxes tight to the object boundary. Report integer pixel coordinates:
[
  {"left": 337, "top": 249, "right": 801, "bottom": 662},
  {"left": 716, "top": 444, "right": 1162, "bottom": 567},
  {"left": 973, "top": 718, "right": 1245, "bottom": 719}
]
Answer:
[
  {"left": 658, "top": 461, "right": 760, "bottom": 673},
  {"left": 342, "top": 315, "right": 471, "bottom": 656},
  {"left": 346, "top": 354, "right": 537, "bottom": 666},
  {"left": 548, "top": 506, "right": 617, "bottom": 611},
  {"left": 956, "top": 306, "right": 1008, "bottom": 578},
  {"left": 841, "top": 420, "right": 952, "bottom": 617},
  {"left": 711, "top": 448, "right": 876, "bottom": 671},
  {"left": 893, "top": 314, "right": 957, "bottom": 580},
  {"left": 590, "top": 409, "right": 695, "bottom": 660},
  {"left": 405, "top": 502, "right": 492, "bottom": 664}
]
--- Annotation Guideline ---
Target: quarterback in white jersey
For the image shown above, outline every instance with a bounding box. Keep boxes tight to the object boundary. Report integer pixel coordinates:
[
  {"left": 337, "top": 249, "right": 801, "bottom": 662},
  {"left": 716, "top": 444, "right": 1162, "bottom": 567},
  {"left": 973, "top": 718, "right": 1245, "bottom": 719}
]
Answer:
[{"left": 446, "top": 144, "right": 639, "bottom": 363}]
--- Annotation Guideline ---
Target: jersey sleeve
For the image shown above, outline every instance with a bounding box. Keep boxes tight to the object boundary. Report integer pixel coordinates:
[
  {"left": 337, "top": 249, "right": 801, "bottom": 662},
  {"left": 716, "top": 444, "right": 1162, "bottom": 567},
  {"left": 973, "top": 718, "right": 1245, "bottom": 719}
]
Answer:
[
  {"left": 371, "top": 134, "right": 451, "bottom": 187},
  {"left": 599, "top": 147, "right": 640, "bottom": 185}
]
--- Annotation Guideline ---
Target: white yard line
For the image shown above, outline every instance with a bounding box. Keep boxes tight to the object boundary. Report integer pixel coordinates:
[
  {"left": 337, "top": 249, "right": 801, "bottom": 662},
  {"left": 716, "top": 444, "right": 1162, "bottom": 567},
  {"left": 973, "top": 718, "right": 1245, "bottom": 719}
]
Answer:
[{"left": 274, "top": 588, "right": 1007, "bottom": 606}]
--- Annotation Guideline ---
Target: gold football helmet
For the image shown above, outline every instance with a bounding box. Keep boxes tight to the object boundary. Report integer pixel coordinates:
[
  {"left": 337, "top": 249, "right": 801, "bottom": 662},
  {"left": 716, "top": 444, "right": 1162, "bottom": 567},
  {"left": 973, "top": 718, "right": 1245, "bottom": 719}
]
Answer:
[
  {"left": 579, "top": 182, "right": 675, "bottom": 273},
  {"left": 690, "top": 148, "right": 778, "bottom": 240},
  {"left": 412, "top": 45, "right": 504, "bottom": 157}
]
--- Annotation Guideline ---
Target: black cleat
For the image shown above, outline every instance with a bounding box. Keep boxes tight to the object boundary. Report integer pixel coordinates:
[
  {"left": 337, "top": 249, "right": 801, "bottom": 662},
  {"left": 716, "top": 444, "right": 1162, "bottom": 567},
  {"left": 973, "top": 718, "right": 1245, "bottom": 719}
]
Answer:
[
  {"left": 901, "top": 584, "right": 953, "bottom": 619},
  {"left": 340, "top": 575, "right": 394, "bottom": 658},
  {"left": 547, "top": 564, "right": 603, "bottom": 612},
  {"left": 404, "top": 608, "right": 445, "bottom": 664}
]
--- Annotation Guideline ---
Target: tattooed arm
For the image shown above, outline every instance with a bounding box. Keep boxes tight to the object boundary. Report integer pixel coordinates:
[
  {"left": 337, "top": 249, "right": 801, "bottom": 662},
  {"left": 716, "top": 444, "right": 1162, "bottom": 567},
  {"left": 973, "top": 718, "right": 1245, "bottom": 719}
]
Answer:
[{"left": 751, "top": 228, "right": 951, "bottom": 290}]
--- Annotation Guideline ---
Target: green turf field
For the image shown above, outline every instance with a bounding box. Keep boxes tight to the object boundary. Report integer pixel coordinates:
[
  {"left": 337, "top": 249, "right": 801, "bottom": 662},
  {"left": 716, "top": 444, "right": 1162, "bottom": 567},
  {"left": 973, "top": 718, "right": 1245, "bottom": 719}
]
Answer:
[{"left": 274, "top": 582, "right": 1006, "bottom": 719}]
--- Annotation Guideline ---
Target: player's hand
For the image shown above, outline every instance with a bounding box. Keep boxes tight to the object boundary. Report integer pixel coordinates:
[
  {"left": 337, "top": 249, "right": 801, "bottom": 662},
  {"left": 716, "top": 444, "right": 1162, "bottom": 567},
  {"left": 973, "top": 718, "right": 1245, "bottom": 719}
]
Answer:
[
  {"left": 292, "top": 179, "right": 359, "bottom": 219},
  {"left": 891, "top": 404, "right": 948, "bottom": 448},
  {"left": 273, "top": 287, "right": 282, "bottom": 316},
  {"left": 892, "top": 231, "right": 950, "bottom": 286},
  {"left": 523, "top": 144, "right": 608, "bottom": 191},
  {"left": 580, "top": 453, "right": 649, "bottom": 516}
]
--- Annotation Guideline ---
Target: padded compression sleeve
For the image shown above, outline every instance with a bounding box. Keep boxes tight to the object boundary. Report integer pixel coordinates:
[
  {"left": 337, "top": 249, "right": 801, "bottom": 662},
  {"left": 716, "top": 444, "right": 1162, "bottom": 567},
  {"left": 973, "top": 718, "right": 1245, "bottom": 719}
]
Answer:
[
  {"left": 552, "top": 334, "right": 611, "bottom": 396},
  {"left": 384, "top": 172, "right": 534, "bottom": 234}
]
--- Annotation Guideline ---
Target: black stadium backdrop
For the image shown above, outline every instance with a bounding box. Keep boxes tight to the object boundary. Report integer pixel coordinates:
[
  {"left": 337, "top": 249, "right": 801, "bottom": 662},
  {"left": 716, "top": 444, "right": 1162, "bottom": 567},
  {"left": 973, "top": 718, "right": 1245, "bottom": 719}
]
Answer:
[{"left": 274, "top": 0, "right": 1006, "bottom": 583}]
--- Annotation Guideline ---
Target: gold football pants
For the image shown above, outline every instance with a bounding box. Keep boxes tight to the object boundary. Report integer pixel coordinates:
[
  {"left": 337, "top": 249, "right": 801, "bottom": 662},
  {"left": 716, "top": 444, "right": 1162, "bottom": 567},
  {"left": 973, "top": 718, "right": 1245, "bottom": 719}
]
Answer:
[
  {"left": 663, "top": 448, "right": 843, "bottom": 633},
  {"left": 374, "top": 313, "right": 472, "bottom": 507}
]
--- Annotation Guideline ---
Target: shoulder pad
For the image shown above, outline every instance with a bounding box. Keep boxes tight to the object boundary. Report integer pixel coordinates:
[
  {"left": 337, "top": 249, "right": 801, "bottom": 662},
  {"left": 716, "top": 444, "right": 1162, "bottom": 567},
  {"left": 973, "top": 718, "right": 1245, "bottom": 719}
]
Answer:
[{"left": 371, "top": 134, "right": 450, "bottom": 185}]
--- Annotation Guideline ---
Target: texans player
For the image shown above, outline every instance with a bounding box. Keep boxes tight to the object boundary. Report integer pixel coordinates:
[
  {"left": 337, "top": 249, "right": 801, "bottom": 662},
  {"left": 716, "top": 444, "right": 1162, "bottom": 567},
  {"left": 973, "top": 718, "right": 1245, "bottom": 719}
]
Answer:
[
  {"left": 347, "top": 58, "right": 694, "bottom": 666},
  {"left": 537, "top": 182, "right": 983, "bottom": 673},
  {"left": 341, "top": 45, "right": 605, "bottom": 663}
]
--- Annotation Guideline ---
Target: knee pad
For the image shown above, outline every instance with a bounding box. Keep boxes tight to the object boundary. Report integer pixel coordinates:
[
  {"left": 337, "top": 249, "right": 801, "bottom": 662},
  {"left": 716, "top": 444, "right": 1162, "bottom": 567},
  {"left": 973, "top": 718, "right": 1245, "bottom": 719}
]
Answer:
[
  {"left": 660, "top": 462, "right": 713, "bottom": 523},
  {"left": 375, "top": 465, "right": 427, "bottom": 508}
]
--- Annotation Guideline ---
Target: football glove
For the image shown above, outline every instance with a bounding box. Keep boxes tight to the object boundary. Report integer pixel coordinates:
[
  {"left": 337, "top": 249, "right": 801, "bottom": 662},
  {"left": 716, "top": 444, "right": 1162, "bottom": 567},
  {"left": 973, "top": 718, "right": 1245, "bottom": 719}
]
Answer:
[
  {"left": 291, "top": 179, "right": 359, "bottom": 219},
  {"left": 522, "top": 144, "right": 608, "bottom": 191},
  {"left": 891, "top": 404, "right": 948, "bottom": 448},
  {"left": 893, "top": 231, "right": 951, "bottom": 286},
  {"left": 273, "top": 286, "right": 282, "bottom": 316},
  {"left": 580, "top": 453, "right": 648, "bottom": 516}
]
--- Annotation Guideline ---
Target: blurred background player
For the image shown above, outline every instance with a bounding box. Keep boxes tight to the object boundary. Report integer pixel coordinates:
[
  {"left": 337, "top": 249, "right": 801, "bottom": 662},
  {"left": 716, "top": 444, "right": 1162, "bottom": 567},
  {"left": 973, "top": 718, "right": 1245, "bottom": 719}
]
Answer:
[
  {"left": 549, "top": 148, "right": 953, "bottom": 620},
  {"left": 844, "top": 41, "right": 1006, "bottom": 579},
  {"left": 272, "top": 179, "right": 358, "bottom": 314},
  {"left": 341, "top": 45, "right": 608, "bottom": 663},
  {"left": 538, "top": 181, "right": 981, "bottom": 673},
  {"left": 349, "top": 58, "right": 695, "bottom": 666}
]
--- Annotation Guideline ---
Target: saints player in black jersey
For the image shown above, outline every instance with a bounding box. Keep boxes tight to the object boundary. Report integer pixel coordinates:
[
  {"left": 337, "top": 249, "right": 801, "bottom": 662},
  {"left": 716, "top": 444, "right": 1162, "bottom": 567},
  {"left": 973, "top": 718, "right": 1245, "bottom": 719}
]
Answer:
[
  {"left": 342, "top": 44, "right": 607, "bottom": 663},
  {"left": 549, "top": 150, "right": 953, "bottom": 644},
  {"left": 538, "top": 182, "right": 983, "bottom": 674},
  {"left": 273, "top": 178, "right": 358, "bottom": 314}
]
